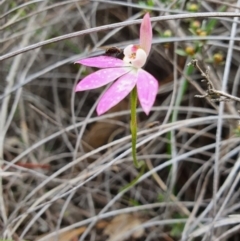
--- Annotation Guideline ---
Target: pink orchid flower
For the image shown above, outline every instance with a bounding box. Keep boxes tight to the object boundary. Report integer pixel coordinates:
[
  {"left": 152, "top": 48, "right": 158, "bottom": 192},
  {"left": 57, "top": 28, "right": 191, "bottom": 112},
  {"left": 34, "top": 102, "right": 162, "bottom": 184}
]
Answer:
[{"left": 75, "top": 13, "right": 158, "bottom": 115}]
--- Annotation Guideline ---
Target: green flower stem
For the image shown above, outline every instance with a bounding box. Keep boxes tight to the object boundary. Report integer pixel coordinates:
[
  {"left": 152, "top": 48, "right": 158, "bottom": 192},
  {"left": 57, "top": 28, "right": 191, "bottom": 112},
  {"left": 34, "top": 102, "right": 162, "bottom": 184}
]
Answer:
[
  {"left": 130, "top": 86, "right": 139, "bottom": 168},
  {"left": 167, "top": 61, "right": 194, "bottom": 155},
  {"left": 120, "top": 163, "right": 145, "bottom": 192}
]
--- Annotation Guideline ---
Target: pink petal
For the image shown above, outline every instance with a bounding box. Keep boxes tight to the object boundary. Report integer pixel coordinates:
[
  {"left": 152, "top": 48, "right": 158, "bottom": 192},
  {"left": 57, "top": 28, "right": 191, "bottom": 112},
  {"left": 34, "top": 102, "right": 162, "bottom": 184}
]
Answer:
[
  {"left": 136, "top": 69, "right": 158, "bottom": 115},
  {"left": 75, "top": 68, "right": 131, "bottom": 91},
  {"left": 97, "top": 71, "right": 138, "bottom": 115},
  {"left": 140, "top": 13, "right": 152, "bottom": 56},
  {"left": 75, "top": 56, "right": 125, "bottom": 68}
]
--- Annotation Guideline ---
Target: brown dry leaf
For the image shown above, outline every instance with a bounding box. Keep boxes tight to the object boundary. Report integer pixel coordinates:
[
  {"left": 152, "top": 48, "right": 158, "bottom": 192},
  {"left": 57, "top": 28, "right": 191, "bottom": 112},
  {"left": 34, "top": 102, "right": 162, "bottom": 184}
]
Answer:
[
  {"left": 83, "top": 100, "right": 128, "bottom": 152},
  {"left": 36, "top": 221, "right": 108, "bottom": 241},
  {"left": 36, "top": 227, "right": 86, "bottom": 241},
  {"left": 103, "top": 214, "right": 144, "bottom": 241}
]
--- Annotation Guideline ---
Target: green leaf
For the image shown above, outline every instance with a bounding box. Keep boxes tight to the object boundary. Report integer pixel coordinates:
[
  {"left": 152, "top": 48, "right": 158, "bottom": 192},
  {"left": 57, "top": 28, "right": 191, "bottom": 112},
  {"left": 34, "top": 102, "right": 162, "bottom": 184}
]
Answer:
[
  {"left": 205, "top": 5, "right": 227, "bottom": 34},
  {"left": 170, "top": 222, "right": 185, "bottom": 237},
  {"left": 157, "top": 193, "right": 165, "bottom": 202},
  {"left": 188, "top": 28, "right": 197, "bottom": 36},
  {"left": 129, "top": 199, "right": 141, "bottom": 206},
  {"left": 138, "top": 1, "right": 147, "bottom": 6},
  {"left": 175, "top": 49, "right": 187, "bottom": 56}
]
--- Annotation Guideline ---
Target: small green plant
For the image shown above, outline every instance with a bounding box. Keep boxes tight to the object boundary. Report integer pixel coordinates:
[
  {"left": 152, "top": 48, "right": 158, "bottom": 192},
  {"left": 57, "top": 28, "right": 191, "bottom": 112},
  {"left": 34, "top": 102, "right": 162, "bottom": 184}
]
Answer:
[
  {"left": 138, "top": 0, "right": 154, "bottom": 7},
  {"left": 233, "top": 121, "right": 240, "bottom": 136},
  {"left": 129, "top": 198, "right": 141, "bottom": 206},
  {"left": 169, "top": 214, "right": 187, "bottom": 238},
  {"left": 157, "top": 193, "right": 165, "bottom": 202},
  {"left": 170, "top": 221, "right": 185, "bottom": 237}
]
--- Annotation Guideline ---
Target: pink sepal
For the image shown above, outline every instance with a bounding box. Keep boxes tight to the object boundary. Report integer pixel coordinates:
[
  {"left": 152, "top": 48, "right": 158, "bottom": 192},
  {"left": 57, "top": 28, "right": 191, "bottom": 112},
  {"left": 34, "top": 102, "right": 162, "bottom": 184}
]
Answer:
[
  {"left": 75, "top": 56, "right": 125, "bottom": 68},
  {"left": 97, "top": 71, "right": 138, "bottom": 115},
  {"left": 75, "top": 68, "right": 130, "bottom": 91},
  {"left": 136, "top": 69, "right": 158, "bottom": 115},
  {"left": 140, "top": 13, "right": 152, "bottom": 56}
]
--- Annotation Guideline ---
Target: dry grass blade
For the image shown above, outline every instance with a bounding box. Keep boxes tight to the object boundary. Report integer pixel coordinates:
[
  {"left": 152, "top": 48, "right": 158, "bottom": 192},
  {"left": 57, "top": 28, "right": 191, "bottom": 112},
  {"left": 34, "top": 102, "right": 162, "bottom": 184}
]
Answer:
[{"left": 1, "top": 0, "right": 240, "bottom": 240}]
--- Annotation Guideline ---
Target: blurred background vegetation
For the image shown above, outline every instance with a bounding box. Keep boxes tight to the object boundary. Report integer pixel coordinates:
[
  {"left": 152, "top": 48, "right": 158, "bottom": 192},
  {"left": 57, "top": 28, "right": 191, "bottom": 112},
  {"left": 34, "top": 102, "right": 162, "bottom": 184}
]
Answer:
[{"left": 1, "top": 0, "right": 240, "bottom": 240}]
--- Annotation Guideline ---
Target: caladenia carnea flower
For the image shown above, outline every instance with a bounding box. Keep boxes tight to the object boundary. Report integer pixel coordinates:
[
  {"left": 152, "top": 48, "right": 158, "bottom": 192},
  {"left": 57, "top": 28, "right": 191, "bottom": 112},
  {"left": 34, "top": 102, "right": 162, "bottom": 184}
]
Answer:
[
  {"left": 75, "top": 13, "right": 158, "bottom": 168},
  {"left": 75, "top": 13, "right": 158, "bottom": 115}
]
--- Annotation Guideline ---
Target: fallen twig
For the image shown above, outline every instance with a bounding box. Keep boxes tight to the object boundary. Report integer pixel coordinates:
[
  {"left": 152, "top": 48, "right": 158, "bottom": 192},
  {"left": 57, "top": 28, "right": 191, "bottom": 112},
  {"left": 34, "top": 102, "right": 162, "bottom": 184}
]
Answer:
[{"left": 188, "top": 59, "right": 240, "bottom": 103}]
